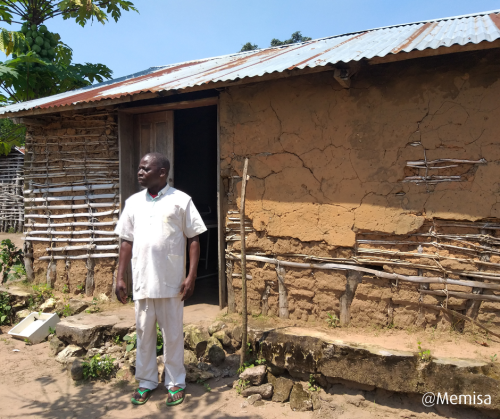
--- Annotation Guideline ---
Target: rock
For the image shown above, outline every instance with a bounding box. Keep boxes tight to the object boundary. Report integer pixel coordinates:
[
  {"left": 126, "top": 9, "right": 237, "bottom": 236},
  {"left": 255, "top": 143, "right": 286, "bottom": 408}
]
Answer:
[
  {"left": 290, "top": 383, "right": 313, "bottom": 411},
  {"left": 254, "top": 400, "right": 265, "bottom": 407},
  {"left": 183, "top": 324, "right": 210, "bottom": 357},
  {"left": 56, "top": 344, "right": 84, "bottom": 364},
  {"left": 311, "top": 392, "right": 322, "bottom": 410},
  {"left": 208, "top": 321, "right": 226, "bottom": 335},
  {"left": 213, "top": 330, "right": 231, "bottom": 346},
  {"left": 106, "top": 345, "right": 123, "bottom": 354},
  {"left": 49, "top": 336, "right": 65, "bottom": 356},
  {"left": 208, "top": 345, "right": 226, "bottom": 366},
  {"left": 241, "top": 384, "right": 273, "bottom": 399},
  {"left": 185, "top": 364, "right": 214, "bottom": 383},
  {"left": 267, "top": 371, "right": 277, "bottom": 387},
  {"left": 344, "top": 394, "right": 364, "bottom": 407},
  {"left": 231, "top": 325, "right": 242, "bottom": 342},
  {"left": 184, "top": 349, "right": 198, "bottom": 365},
  {"left": 87, "top": 347, "right": 105, "bottom": 358},
  {"left": 16, "top": 309, "right": 30, "bottom": 321},
  {"left": 70, "top": 358, "right": 84, "bottom": 381},
  {"left": 157, "top": 355, "right": 165, "bottom": 383},
  {"left": 40, "top": 298, "right": 56, "bottom": 312},
  {"left": 272, "top": 377, "right": 294, "bottom": 403},
  {"left": 248, "top": 394, "right": 262, "bottom": 405},
  {"left": 267, "top": 363, "right": 286, "bottom": 376},
  {"left": 230, "top": 339, "right": 241, "bottom": 350},
  {"left": 208, "top": 365, "right": 222, "bottom": 378},
  {"left": 116, "top": 362, "right": 135, "bottom": 383},
  {"left": 197, "top": 362, "right": 210, "bottom": 371},
  {"left": 98, "top": 293, "right": 109, "bottom": 302},
  {"left": 55, "top": 311, "right": 135, "bottom": 350},
  {"left": 203, "top": 336, "right": 222, "bottom": 359},
  {"left": 239, "top": 365, "right": 266, "bottom": 386},
  {"left": 68, "top": 299, "right": 89, "bottom": 315}
]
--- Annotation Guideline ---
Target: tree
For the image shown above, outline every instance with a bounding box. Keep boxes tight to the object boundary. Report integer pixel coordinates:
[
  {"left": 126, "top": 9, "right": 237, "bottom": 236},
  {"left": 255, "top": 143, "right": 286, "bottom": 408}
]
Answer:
[
  {"left": 239, "top": 31, "right": 311, "bottom": 52},
  {"left": 270, "top": 31, "right": 311, "bottom": 46},
  {"left": 240, "top": 42, "right": 258, "bottom": 52},
  {"left": 0, "top": 1, "right": 137, "bottom": 154}
]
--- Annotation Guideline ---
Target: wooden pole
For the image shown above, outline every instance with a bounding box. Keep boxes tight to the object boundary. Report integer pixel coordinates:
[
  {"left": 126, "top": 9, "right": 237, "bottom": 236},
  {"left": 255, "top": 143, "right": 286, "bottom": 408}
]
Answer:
[{"left": 240, "top": 158, "right": 249, "bottom": 367}]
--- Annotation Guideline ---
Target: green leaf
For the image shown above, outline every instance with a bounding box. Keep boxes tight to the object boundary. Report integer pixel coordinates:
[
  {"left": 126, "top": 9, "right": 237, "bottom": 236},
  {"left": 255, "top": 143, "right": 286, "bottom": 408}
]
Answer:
[
  {"left": 126, "top": 343, "right": 134, "bottom": 352},
  {"left": 0, "top": 28, "right": 25, "bottom": 56}
]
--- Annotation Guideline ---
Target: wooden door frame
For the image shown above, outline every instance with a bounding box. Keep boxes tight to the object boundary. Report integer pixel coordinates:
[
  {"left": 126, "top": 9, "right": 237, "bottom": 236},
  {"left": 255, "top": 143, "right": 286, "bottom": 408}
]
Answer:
[{"left": 117, "top": 97, "right": 226, "bottom": 308}]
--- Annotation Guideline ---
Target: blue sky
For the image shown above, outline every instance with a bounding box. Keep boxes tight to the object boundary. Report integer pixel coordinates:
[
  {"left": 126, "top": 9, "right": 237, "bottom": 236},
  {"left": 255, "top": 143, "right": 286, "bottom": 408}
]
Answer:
[{"left": 4, "top": 0, "right": 500, "bottom": 79}]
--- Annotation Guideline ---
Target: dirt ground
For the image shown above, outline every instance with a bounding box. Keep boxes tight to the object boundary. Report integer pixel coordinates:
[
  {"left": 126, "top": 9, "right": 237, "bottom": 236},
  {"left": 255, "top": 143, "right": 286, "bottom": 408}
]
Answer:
[
  {"left": 1, "top": 302, "right": 496, "bottom": 419},
  {"left": 0, "top": 232, "right": 23, "bottom": 249},
  {"left": 0, "top": 325, "right": 489, "bottom": 419}
]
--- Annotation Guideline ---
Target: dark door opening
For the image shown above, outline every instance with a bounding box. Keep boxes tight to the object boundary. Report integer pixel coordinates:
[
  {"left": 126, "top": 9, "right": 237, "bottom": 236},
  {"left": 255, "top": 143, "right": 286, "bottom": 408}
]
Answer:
[{"left": 173, "top": 105, "right": 218, "bottom": 306}]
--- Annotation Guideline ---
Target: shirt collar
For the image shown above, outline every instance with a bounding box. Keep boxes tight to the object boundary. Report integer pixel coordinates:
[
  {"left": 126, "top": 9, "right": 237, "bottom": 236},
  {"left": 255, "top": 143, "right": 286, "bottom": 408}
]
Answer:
[{"left": 147, "top": 183, "right": 170, "bottom": 200}]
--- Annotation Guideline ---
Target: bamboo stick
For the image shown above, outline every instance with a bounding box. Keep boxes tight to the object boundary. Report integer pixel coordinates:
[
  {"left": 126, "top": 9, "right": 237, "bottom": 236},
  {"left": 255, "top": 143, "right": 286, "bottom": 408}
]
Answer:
[
  {"left": 24, "top": 193, "right": 117, "bottom": 202},
  {"left": 45, "top": 244, "right": 119, "bottom": 252},
  {"left": 25, "top": 221, "right": 116, "bottom": 228},
  {"left": 26, "top": 183, "right": 118, "bottom": 194},
  {"left": 26, "top": 237, "right": 118, "bottom": 243},
  {"left": 25, "top": 202, "right": 118, "bottom": 210},
  {"left": 39, "top": 253, "right": 119, "bottom": 260},
  {"left": 26, "top": 229, "right": 117, "bottom": 236},
  {"left": 240, "top": 158, "right": 249, "bottom": 366},
  {"left": 227, "top": 253, "right": 500, "bottom": 291},
  {"left": 26, "top": 209, "right": 119, "bottom": 219},
  {"left": 420, "top": 303, "right": 500, "bottom": 339},
  {"left": 420, "top": 289, "right": 500, "bottom": 302}
]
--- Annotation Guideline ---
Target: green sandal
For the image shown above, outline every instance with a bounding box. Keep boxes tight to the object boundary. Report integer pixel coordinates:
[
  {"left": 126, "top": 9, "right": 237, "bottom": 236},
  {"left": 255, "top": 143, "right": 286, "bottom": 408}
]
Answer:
[
  {"left": 166, "top": 387, "right": 185, "bottom": 406},
  {"left": 131, "top": 388, "right": 153, "bottom": 405}
]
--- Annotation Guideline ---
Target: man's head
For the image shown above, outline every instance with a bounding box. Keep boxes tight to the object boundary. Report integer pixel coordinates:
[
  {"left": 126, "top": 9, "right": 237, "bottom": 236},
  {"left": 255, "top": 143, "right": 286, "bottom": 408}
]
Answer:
[{"left": 137, "top": 152, "right": 170, "bottom": 190}]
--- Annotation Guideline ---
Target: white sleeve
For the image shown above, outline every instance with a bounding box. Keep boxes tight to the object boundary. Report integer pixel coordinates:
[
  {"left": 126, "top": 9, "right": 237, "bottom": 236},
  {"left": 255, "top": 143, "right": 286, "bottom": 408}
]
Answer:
[
  {"left": 183, "top": 199, "right": 207, "bottom": 238},
  {"left": 114, "top": 200, "right": 134, "bottom": 241}
]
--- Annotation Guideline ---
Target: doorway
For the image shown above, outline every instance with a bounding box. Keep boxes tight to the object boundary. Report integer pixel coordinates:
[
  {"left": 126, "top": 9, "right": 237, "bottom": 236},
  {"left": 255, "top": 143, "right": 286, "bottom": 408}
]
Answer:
[
  {"left": 120, "top": 103, "right": 220, "bottom": 306},
  {"left": 173, "top": 106, "right": 219, "bottom": 306}
]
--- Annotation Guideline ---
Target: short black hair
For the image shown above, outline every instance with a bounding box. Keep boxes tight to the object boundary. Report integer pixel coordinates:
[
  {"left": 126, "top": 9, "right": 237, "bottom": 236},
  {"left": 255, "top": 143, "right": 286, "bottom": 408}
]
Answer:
[{"left": 143, "top": 152, "right": 170, "bottom": 172}]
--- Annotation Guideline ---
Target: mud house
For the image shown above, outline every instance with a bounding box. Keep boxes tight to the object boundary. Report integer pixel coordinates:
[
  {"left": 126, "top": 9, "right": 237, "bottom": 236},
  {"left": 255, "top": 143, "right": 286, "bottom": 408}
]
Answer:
[
  {"left": 2, "top": 10, "right": 500, "bottom": 331},
  {"left": 0, "top": 146, "right": 24, "bottom": 233}
]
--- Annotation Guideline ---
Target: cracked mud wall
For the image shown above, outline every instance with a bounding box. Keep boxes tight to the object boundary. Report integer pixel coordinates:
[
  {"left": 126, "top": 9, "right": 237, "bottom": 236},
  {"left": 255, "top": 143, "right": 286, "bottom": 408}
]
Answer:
[{"left": 220, "top": 49, "right": 500, "bottom": 327}]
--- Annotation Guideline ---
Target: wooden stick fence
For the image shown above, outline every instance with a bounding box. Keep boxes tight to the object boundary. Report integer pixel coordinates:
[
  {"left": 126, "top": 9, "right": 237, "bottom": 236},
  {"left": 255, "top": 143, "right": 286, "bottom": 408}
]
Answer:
[
  {"left": 0, "top": 149, "right": 24, "bottom": 232},
  {"left": 23, "top": 110, "right": 120, "bottom": 295}
]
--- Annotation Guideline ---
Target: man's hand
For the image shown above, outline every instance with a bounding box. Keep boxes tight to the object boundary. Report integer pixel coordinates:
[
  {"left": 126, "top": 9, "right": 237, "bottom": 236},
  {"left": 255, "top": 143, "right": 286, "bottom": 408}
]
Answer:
[
  {"left": 116, "top": 240, "right": 133, "bottom": 305},
  {"left": 115, "top": 278, "right": 128, "bottom": 304},
  {"left": 180, "top": 274, "right": 196, "bottom": 301},
  {"left": 181, "top": 236, "right": 201, "bottom": 302}
]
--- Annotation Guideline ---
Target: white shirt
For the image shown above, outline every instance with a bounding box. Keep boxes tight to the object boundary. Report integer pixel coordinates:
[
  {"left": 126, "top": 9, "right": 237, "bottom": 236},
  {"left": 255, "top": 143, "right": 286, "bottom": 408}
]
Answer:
[{"left": 115, "top": 184, "right": 207, "bottom": 300}]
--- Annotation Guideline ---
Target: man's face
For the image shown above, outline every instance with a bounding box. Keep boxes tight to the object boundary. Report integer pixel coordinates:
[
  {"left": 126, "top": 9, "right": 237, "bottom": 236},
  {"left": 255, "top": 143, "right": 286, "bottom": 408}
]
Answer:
[{"left": 137, "top": 155, "right": 167, "bottom": 188}]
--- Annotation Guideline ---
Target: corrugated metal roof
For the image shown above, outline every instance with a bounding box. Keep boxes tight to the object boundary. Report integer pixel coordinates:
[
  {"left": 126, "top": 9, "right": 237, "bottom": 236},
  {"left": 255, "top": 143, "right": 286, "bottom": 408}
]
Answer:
[{"left": 2, "top": 9, "right": 500, "bottom": 115}]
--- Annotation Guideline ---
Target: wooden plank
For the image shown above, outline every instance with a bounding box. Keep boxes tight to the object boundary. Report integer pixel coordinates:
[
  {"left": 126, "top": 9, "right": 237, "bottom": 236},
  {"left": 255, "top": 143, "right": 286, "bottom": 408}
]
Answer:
[
  {"left": 118, "top": 112, "right": 136, "bottom": 296},
  {"left": 120, "top": 97, "right": 219, "bottom": 114},
  {"left": 340, "top": 271, "right": 361, "bottom": 326},
  {"left": 217, "top": 103, "right": 227, "bottom": 309}
]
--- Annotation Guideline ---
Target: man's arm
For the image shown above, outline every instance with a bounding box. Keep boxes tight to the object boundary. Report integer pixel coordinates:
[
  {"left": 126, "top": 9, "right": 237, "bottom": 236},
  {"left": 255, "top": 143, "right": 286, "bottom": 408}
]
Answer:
[
  {"left": 116, "top": 239, "right": 133, "bottom": 304},
  {"left": 180, "top": 235, "right": 200, "bottom": 301}
]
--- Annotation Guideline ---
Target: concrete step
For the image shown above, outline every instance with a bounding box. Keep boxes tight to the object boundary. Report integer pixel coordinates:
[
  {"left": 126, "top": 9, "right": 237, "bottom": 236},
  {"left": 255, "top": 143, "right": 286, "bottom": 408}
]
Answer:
[{"left": 252, "top": 326, "right": 500, "bottom": 412}]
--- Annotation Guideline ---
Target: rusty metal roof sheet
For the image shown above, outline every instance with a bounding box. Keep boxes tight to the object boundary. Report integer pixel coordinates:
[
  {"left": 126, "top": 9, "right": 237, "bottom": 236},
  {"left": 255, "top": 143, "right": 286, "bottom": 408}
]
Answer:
[{"left": 2, "top": 9, "right": 500, "bottom": 115}]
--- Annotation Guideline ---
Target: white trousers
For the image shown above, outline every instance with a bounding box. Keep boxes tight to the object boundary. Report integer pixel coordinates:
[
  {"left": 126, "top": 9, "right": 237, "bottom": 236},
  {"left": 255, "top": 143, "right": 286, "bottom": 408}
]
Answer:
[{"left": 135, "top": 297, "right": 186, "bottom": 390}]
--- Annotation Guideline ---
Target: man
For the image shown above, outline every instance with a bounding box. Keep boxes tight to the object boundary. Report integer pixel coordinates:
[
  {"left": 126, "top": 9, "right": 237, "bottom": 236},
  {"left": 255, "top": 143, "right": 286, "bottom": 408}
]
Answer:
[{"left": 115, "top": 152, "right": 207, "bottom": 407}]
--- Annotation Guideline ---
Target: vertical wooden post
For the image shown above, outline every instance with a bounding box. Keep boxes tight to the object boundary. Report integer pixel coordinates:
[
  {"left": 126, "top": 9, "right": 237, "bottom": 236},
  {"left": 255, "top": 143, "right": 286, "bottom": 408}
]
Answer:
[
  {"left": 276, "top": 265, "right": 288, "bottom": 319},
  {"left": 261, "top": 282, "right": 272, "bottom": 316},
  {"left": 340, "top": 270, "right": 362, "bottom": 326},
  {"left": 23, "top": 240, "right": 33, "bottom": 282},
  {"left": 240, "top": 158, "right": 249, "bottom": 366},
  {"left": 226, "top": 260, "right": 236, "bottom": 313}
]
